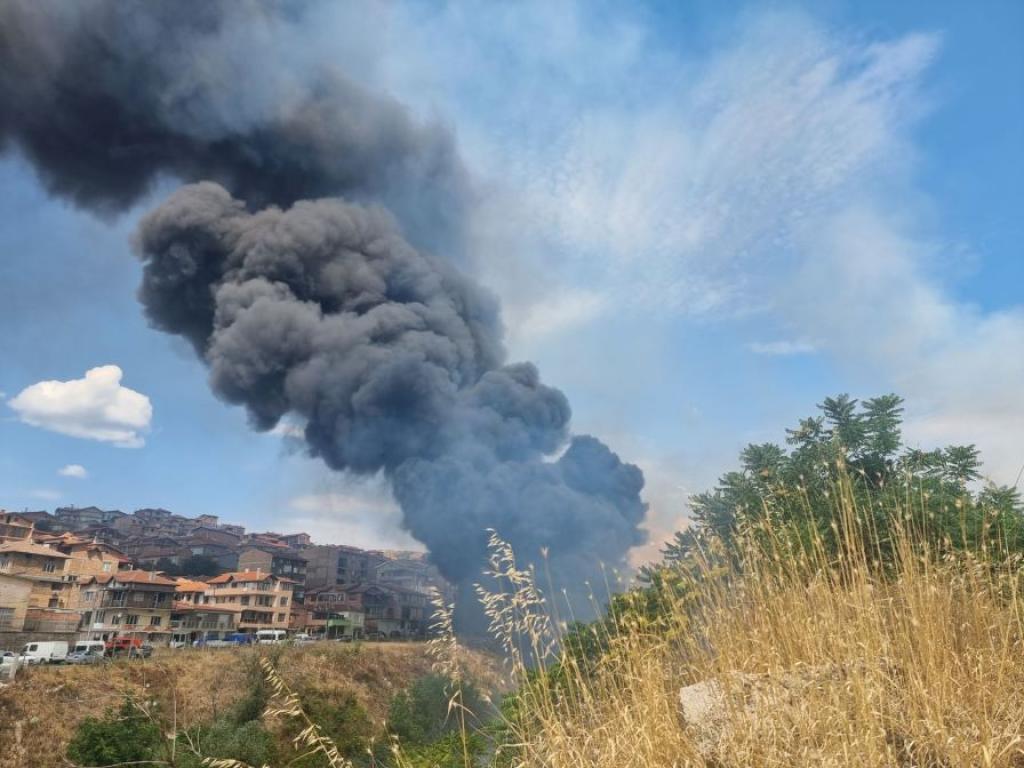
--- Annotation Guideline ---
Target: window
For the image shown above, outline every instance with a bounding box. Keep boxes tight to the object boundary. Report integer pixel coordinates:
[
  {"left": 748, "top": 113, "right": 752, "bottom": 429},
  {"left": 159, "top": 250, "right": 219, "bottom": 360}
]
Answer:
[
  {"left": 0, "top": 556, "right": 9, "bottom": 571},
  {"left": 277, "top": 614, "right": 286, "bottom": 622},
  {"left": 125, "top": 615, "right": 140, "bottom": 626},
  {"left": 102, "top": 562, "right": 112, "bottom": 573},
  {"left": 240, "top": 596, "right": 250, "bottom": 606},
  {"left": 151, "top": 617, "right": 161, "bottom": 627},
  {"left": 280, "top": 597, "right": 288, "bottom": 606},
  {"left": 42, "top": 560, "right": 57, "bottom": 573},
  {"left": 0, "top": 607, "right": 14, "bottom": 629}
]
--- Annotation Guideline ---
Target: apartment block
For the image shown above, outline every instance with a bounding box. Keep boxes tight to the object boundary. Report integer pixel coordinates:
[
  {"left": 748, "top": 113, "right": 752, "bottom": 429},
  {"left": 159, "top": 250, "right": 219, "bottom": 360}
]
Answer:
[
  {"left": 0, "top": 512, "right": 34, "bottom": 544},
  {"left": 237, "top": 546, "right": 307, "bottom": 601},
  {"left": 78, "top": 570, "right": 177, "bottom": 643},
  {"left": 204, "top": 571, "right": 294, "bottom": 631},
  {"left": 304, "top": 544, "right": 384, "bottom": 592}
]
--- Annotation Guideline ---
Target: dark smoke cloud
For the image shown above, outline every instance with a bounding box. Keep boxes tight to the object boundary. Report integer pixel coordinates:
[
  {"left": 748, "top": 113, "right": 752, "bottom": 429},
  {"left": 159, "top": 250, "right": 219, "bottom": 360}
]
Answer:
[
  {"left": 135, "top": 183, "right": 646, "bottom": 609},
  {"left": 0, "top": 0, "right": 468, "bottom": 253},
  {"left": 2, "top": 0, "right": 647, "bottom": 622}
]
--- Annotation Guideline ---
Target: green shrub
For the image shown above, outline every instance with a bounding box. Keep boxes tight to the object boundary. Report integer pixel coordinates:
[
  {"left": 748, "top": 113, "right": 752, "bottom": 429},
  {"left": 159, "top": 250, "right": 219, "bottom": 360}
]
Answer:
[
  {"left": 288, "top": 690, "right": 374, "bottom": 766},
  {"left": 387, "top": 674, "right": 484, "bottom": 748},
  {"left": 177, "top": 719, "right": 279, "bottom": 768},
  {"left": 395, "top": 731, "right": 486, "bottom": 768},
  {"left": 66, "top": 698, "right": 163, "bottom": 766}
]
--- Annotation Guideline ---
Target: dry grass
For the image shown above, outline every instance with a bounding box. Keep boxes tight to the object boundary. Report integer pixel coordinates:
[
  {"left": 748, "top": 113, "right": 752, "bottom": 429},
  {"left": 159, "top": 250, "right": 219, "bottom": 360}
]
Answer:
[
  {"left": 0, "top": 641, "right": 502, "bottom": 768},
  {"left": 480, "top": 478, "right": 1024, "bottom": 768}
]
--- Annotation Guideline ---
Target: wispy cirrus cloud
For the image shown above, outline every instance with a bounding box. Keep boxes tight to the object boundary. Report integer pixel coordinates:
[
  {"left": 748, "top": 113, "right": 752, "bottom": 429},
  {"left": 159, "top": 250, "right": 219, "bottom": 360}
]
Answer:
[{"left": 748, "top": 340, "right": 818, "bottom": 357}]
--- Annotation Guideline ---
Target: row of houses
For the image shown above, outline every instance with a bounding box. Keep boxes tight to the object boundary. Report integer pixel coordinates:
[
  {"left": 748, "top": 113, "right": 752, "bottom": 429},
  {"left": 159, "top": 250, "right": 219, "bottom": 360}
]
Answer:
[{"left": 0, "top": 511, "right": 435, "bottom": 646}]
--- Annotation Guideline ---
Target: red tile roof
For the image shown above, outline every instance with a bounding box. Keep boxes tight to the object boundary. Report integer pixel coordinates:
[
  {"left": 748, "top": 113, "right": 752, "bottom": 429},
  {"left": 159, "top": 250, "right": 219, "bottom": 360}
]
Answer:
[
  {"left": 82, "top": 569, "right": 177, "bottom": 587},
  {"left": 175, "top": 578, "right": 210, "bottom": 592}
]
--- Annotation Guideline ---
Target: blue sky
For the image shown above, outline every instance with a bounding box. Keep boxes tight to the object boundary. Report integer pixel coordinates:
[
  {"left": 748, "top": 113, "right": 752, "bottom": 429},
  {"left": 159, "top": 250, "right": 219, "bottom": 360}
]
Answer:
[{"left": 1, "top": 0, "right": 1022, "bottom": 562}]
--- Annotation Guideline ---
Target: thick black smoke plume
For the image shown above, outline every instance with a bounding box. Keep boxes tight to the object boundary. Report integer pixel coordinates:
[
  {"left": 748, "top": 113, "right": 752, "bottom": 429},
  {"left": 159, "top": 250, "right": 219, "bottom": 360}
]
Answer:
[
  {"left": 1, "top": 0, "right": 647, "bottom": 622},
  {"left": 0, "top": 0, "right": 467, "bottom": 253}
]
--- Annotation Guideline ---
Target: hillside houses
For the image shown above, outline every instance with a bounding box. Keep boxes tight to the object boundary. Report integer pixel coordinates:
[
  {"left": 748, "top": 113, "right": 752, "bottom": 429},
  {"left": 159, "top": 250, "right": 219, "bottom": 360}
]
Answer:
[{"left": 0, "top": 504, "right": 449, "bottom": 646}]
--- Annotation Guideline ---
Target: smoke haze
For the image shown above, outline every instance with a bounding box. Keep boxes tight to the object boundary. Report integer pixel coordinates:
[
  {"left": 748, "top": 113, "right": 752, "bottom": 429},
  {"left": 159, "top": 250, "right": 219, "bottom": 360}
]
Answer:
[{"left": 0, "top": 0, "right": 647, "bottom": 621}]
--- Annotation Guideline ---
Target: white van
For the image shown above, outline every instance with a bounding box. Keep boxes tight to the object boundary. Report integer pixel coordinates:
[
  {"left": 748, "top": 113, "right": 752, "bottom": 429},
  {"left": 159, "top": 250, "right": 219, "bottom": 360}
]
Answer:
[
  {"left": 255, "top": 629, "right": 287, "bottom": 645},
  {"left": 72, "top": 640, "right": 106, "bottom": 656},
  {"left": 21, "top": 641, "right": 69, "bottom": 664}
]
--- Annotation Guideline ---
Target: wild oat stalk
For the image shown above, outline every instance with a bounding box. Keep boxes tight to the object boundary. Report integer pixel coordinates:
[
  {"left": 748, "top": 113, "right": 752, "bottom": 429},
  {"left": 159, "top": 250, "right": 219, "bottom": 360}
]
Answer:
[{"left": 202, "top": 657, "right": 351, "bottom": 768}]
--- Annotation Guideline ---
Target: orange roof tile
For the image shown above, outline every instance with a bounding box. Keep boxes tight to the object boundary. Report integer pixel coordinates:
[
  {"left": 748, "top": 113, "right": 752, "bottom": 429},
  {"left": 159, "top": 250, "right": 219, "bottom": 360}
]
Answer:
[{"left": 175, "top": 578, "right": 210, "bottom": 592}]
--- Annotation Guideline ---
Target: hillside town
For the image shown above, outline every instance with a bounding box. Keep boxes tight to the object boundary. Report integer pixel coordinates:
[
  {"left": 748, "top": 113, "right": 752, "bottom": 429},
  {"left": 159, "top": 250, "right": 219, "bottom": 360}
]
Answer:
[{"left": 0, "top": 506, "right": 449, "bottom": 657}]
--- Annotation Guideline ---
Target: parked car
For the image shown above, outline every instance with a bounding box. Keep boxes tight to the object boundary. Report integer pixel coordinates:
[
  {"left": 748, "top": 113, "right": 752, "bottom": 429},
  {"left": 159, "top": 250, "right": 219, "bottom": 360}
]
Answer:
[
  {"left": 0, "top": 650, "right": 17, "bottom": 666},
  {"left": 66, "top": 650, "right": 106, "bottom": 665},
  {"left": 223, "top": 632, "right": 255, "bottom": 646},
  {"left": 20, "top": 641, "right": 69, "bottom": 664},
  {"left": 293, "top": 633, "right": 315, "bottom": 644},
  {"left": 72, "top": 641, "right": 106, "bottom": 656}
]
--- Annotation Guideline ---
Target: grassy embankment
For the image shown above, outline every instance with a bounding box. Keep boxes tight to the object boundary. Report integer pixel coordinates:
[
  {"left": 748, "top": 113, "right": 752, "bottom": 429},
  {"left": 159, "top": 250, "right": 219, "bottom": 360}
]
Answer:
[
  {"left": 464, "top": 473, "right": 1024, "bottom": 768},
  {"left": 0, "top": 641, "right": 502, "bottom": 768}
]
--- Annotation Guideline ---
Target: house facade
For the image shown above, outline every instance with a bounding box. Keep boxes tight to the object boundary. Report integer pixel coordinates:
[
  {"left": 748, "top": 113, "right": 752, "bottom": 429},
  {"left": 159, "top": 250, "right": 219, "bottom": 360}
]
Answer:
[
  {"left": 304, "top": 545, "right": 384, "bottom": 591},
  {"left": 170, "top": 580, "right": 237, "bottom": 644},
  {"left": 304, "top": 586, "right": 366, "bottom": 638},
  {"left": 77, "top": 570, "right": 177, "bottom": 644},
  {"left": 238, "top": 547, "right": 307, "bottom": 602},
  {"left": 0, "top": 573, "right": 33, "bottom": 632},
  {"left": 204, "top": 571, "right": 294, "bottom": 631},
  {"left": 0, "top": 513, "right": 35, "bottom": 544}
]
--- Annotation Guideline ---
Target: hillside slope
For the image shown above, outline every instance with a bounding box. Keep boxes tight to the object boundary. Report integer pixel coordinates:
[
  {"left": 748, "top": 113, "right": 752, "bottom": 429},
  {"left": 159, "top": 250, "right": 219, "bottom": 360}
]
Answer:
[{"left": 0, "top": 641, "right": 502, "bottom": 768}]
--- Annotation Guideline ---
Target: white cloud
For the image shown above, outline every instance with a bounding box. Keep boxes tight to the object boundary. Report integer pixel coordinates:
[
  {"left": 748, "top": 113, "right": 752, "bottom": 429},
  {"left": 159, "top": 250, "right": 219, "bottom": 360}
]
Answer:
[
  {"left": 506, "top": 289, "right": 609, "bottom": 348},
  {"left": 287, "top": 475, "right": 421, "bottom": 551},
  {"left": 377, "top": 7, "right": 1024, "bottom": 483},
  {"left": 9, "top": 365, "right": 152, "bottom": 448},
  {"left": 747, "top": 339, "right": 818, "bottom": 357},
  {"left": 58, "top": 464, "right": 88, "bottom": 479},
  {"left": 269, "top": 420, "right": 305, "bottom": 440}
]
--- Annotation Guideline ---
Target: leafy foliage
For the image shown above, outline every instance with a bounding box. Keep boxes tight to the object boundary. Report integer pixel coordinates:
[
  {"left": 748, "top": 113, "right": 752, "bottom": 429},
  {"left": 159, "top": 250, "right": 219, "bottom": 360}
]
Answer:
[
  {"left": 155, "top": 554, "right": 225, "bottom": 578},
  {"left": 66, "top": 698, "right": 163, "bottom": 766},
  {"left": 177, "top": 720, "right": 279, "bottom": 768},
  {"left": 663, "top": 393, "right": 1023, "bottom": 567},
  {"left": 288, "top": 690, "right": 373, "bottom": 765},
  {"left": 387, "top": 673, "right": 485, "bottom": 748}
]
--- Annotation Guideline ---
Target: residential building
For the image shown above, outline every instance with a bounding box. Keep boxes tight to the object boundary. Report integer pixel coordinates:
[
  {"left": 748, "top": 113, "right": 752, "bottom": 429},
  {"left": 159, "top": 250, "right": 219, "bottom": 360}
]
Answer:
[
  {"left": 180, "top": 539, "right": 238, "bottom": 573},
  {"left": 170, "top": 578, "right": 237, "bottom": 644},
  {"left": 171, "top": 601, "right": 237, "bottom": 645},
  {"left": 305, "top": 545, "right": 384, "bottom": 592},
  {"left": 35, "top": 532, "right": 130, "bottom": 578},
  {"left": 375, "top": 556, "right": 448, "bottom": 597},
  {"left": 280, "top": 532, "right": 311, "bottom": 548},
  {"left": 205, "top": 571, "right": 293, "bottom": 632},
  {"left": 0, "top": 512, "right": 35, "bottom": 544},
  {"left": 350, "top": 583, "right": 426, "bottom": 637},
  {"left": 187, "top": 525, "right": 242, "bottom": 549},
  {"left": 0, "top": 540, "right": 75, "bottom": 609},
  {"left": 55, "top": 505, "right": 125, "bottom": 530},
  {"left": 238, "top": 546, "right": 307, "bottom": 601},
  {"left": 0, "top": 573, "right": 33, "bottom": 632},
  {"left": 304, "top": 586, "right": 366, "bottom": 639},
  {"left": 77, "top": 570, "right": 177, "bottom": 644},
  {"left": 14, "top": 510, "right": 59, "bottom": 532}
]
